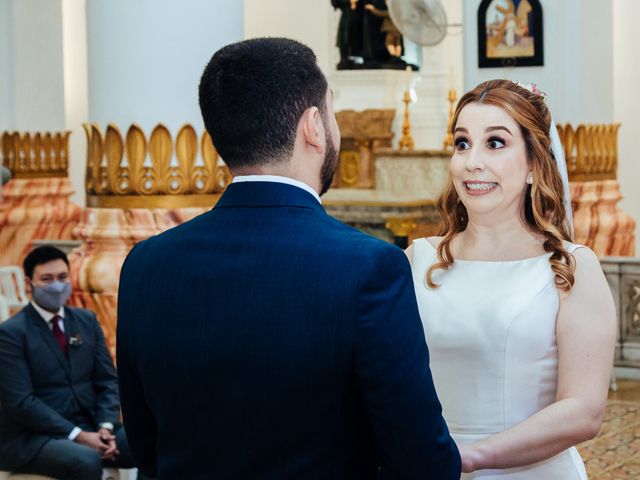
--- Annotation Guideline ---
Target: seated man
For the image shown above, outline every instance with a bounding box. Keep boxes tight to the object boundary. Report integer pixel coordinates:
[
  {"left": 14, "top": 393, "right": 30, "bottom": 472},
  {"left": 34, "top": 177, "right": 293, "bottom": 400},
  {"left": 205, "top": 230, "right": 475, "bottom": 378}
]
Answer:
[{"left": 0, "top": 246, "right": 139, "bottom": 480}]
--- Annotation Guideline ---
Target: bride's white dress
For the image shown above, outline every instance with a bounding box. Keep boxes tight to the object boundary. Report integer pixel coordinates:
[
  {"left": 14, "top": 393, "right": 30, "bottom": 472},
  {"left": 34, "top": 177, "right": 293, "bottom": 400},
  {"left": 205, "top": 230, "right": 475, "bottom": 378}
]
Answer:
[{"left": 411, "top": 238, "right": 588, "bottom": 479}]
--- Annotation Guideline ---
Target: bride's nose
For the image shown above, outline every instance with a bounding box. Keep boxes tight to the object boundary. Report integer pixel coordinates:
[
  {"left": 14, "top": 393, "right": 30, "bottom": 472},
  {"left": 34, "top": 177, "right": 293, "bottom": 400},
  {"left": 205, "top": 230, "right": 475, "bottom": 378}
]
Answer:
[{"left": 465, "top": 146, "right": 486, "bottom": 172}]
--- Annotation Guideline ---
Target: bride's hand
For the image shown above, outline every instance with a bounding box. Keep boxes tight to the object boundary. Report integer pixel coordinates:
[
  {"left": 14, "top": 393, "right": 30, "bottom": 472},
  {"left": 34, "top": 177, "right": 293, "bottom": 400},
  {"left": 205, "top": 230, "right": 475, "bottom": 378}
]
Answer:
[{"left": 457, "top": 443, "right": 479, "bottom": 473}]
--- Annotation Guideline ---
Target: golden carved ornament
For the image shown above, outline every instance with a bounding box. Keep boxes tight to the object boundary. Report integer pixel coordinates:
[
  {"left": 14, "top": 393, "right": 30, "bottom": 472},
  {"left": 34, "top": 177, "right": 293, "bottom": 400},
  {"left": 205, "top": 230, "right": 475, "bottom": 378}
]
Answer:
[
  {"left": 385, "top": 217, "right": 418, "bottom": 238},
  {"left": 442, "top": 89, "right": 457, "bottom": 151},
  {"left": 398, "top": 90, "right": 415, "bottom": 151},
  {"left": 556, "top": 123, "right": 620, "bottom": 181},
  {"left": 83, "top": 123, "right": 232, "bottom": 208},
  {"left": 333, "top": 109, "right": 395, "bottom": 189},
  {"left": 339, "top": 151, "right": 361, "bottom": 187},
  {"left": 0, "top": 131, "right": 70, "bottom": 178}
]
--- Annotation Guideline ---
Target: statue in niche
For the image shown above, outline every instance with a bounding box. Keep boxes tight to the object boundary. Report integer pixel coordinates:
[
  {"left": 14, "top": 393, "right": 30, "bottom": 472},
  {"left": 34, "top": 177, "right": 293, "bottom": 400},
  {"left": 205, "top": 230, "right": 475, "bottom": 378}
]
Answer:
[
  {"left": 333, "top": 0, "right": 416, "bottom": 71},
  {"left": 332, "top": 0, "right": 364, "bottom": 69},
  {"left": 364, "top": 1, "right": 403, "bottom": 61}
]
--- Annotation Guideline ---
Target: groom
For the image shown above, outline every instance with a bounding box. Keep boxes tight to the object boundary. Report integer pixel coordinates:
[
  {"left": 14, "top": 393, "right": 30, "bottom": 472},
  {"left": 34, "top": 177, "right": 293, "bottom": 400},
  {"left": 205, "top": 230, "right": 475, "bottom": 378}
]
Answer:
[{"left": 117, "top": 37, "right": 460, "bottom": 479}]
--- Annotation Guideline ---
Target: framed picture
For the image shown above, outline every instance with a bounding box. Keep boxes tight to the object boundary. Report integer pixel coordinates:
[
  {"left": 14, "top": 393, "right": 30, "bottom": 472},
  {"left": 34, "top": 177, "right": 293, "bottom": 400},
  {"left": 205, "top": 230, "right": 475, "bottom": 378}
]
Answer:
[{"left": 478, "top": 0, "right": 543, "bottom": 68}]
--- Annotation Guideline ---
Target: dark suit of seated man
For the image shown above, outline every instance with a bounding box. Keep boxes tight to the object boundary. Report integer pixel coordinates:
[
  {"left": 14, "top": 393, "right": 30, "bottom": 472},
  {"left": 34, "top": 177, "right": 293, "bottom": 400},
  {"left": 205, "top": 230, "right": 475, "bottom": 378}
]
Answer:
[{"left": 0, "top": 246, "right": 140, "bottom": 480}]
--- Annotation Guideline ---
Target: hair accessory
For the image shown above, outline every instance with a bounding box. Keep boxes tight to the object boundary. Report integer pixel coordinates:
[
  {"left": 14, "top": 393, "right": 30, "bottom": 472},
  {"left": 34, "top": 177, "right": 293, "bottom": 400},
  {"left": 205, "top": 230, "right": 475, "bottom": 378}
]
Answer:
[{"left": 512, "top": 81, "right": 547, "bottom": 99}]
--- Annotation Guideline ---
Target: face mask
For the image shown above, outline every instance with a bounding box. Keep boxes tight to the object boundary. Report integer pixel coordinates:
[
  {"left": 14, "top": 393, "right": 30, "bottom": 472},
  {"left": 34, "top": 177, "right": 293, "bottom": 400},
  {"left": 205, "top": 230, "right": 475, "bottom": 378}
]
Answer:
[{"left": 32, "top": 281, "right": 72, "bottom": 312}]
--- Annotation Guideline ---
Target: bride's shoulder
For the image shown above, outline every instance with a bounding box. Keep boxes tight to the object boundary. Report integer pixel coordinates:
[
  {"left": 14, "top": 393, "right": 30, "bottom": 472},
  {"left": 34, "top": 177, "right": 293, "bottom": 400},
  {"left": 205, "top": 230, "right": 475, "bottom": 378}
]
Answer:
[
  {"left": 562, "top": 241, "right": 601, "bottom": 268},
  {"left": 562, "top": 240, "right": 588, "bottom": 254},
  {"left": 563, "top": 242, "right": 599, "bottom": 270}
]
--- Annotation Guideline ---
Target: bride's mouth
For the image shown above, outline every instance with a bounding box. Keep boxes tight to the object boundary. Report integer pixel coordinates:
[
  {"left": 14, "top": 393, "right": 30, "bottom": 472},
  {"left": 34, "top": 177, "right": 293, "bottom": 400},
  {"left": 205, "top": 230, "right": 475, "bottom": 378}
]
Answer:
[{"left": 464, "top": 181, "right": 498, "bottom": 195}]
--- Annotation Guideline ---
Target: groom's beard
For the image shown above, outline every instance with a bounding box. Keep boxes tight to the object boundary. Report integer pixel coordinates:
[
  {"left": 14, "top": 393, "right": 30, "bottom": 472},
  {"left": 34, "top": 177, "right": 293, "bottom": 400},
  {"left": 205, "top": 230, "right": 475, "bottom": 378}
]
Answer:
[{"left": 320, "top": 129, "right": 339, "bottom": 196}]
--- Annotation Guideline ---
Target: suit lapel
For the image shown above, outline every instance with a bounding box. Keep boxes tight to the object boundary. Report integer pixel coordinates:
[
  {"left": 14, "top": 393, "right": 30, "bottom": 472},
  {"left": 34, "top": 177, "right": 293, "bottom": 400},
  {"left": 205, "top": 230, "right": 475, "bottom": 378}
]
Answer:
[
  {"left": 25, "top": 304, "right": 70, "bottom": 375},
  {"left": 64, "top": 308, "right": 81, "bottom": 372}
]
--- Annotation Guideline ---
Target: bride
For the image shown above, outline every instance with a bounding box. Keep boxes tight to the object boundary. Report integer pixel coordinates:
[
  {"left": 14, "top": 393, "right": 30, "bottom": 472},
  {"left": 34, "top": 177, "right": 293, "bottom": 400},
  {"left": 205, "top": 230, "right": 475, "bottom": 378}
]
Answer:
[{"left": 407, "top": 79, "right": 616, "bottom": 479}]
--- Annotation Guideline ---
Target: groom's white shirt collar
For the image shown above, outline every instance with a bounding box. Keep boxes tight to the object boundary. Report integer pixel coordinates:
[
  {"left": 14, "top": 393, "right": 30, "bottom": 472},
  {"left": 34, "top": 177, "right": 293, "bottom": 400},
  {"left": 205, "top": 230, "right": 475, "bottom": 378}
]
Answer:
[{"left": 232, "top": 175, "right": 322, "bottom": 204}]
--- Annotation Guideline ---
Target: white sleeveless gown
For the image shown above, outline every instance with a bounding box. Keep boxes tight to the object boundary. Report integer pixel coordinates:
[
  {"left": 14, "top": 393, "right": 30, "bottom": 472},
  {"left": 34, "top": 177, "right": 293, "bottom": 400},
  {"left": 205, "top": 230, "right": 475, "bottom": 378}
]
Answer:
[{"left": 411, "top": 238, "right": 588, "bottom": 479}]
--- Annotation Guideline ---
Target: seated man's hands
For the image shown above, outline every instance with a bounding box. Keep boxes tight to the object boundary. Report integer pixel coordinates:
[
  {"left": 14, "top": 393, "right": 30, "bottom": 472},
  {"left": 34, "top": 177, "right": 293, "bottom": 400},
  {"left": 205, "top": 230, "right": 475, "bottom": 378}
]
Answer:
[
  {"left": 74, "top": 429, "right": 119, "bottom": 461},
  {"left": 98, "top": 427, "right": 119, "bottom": 461}
]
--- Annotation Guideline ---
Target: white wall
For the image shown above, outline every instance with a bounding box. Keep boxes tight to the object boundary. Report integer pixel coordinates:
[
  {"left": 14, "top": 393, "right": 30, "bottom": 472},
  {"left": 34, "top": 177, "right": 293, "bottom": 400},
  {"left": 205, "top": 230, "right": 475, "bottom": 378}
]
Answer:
[
  {"left": 0, "top": 0, "right": 15, "bottom": 130},
  {"left": 11, "top": 0, "right": 67, "bottom": 131},
  {"left": 614, "top": 0, "right": 640, "bottom": 254},
  {"left": 440, "top": 0, "right": 465, "bottom": 97},
  {"left": 86, "top": 0, "right": 244, "bottom": 133},
  {"left": 62, "top": 0, "right": 89, "bottom": 206},
  {"left": 244, "top": 0, "right": 332, "bottom": 74},
  {"left": 463, "top": 0, "right": 614, "bottom": 124}
]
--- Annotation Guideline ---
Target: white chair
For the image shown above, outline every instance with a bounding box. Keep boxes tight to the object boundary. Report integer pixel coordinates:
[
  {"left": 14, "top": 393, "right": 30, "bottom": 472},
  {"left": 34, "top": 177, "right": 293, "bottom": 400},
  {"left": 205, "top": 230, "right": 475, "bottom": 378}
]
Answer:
[
  {"left": 117, "top": 469, "right": 137, "bottom": 480},
  {"left": 0, "top": 294, "right": 9, "bottom": 323},
  {"left": 0, "top": 266, "right": 29, "bottom": 317},
  {"left": 102, "top": 468, "right": 121, "bottom": 480}
]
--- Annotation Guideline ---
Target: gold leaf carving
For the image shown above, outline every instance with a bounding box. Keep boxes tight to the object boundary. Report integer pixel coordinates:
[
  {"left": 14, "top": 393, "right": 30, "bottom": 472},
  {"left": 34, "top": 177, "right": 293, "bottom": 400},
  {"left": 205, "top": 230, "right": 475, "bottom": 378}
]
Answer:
[
  {"left": 557, "top": 123, "right": 619, "bottom": 182},
  {"left": 176, "top": 124, "right": 197, "bottom": 195},
  {"left": 149, "top": 124, "right": 172, "bottom": 194},
  {"left": 105, "top": 124, "right": 124, "bottom": 194},
  {"left": 126, "top": 125, "right": 147, "bottom": 195}
]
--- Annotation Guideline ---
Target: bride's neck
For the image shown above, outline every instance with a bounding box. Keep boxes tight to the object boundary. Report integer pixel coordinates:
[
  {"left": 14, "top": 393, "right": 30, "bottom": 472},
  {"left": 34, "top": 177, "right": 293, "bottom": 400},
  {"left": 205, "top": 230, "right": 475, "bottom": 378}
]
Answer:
[{"left": 460, "top": 214, "right": 543, "bottom": 253}]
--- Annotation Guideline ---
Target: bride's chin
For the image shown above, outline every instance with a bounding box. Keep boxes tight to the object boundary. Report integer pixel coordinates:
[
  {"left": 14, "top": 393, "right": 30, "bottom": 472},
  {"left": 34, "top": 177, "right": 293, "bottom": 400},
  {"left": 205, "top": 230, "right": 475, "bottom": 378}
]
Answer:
[{"left": 463, "top": 204, "right": 505, "bottom": 220}]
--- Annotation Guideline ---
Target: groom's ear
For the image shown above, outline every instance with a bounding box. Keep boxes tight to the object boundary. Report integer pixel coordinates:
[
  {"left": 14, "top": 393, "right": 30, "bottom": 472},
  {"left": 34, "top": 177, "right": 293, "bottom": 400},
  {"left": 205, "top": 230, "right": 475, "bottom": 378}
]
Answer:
[{"left": 300, "top": 106, "right": 324, "bottom": 154}]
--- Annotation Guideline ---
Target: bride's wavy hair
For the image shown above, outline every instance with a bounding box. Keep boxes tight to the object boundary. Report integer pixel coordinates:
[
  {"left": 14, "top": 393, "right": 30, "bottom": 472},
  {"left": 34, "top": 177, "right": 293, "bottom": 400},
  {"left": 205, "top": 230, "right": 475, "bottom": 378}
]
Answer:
[{"left": 426, "top": 79, "right": 575, "bottom": 291}]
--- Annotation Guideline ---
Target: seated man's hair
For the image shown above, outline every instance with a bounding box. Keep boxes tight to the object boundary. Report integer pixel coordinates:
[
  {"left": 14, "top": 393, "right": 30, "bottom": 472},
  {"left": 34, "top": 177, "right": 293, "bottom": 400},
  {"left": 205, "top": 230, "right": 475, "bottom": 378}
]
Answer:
[
  {"left": 23, "top": 245, "right": 69, "bottom": 279},
  {"left": 198, "top": 37, "right": 328, "bottom": 170}
]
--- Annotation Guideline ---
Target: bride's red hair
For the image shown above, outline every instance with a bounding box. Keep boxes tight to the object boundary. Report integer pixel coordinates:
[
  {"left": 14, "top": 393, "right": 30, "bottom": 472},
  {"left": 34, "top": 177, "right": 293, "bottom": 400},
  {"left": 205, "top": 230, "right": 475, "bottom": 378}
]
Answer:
[{"left": 426, "top": 79, "right": 575, "bottom": 291}]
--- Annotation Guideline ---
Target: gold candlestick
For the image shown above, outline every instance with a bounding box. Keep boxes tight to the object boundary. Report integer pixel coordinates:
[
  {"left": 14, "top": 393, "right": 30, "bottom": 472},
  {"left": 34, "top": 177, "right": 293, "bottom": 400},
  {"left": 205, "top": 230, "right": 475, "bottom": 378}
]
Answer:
[
  {"left": 398, "top": 90, "right": 414, "bottom": 151},
  {"left": 443, "top": 88, "right": 457, "bottom": 151}
]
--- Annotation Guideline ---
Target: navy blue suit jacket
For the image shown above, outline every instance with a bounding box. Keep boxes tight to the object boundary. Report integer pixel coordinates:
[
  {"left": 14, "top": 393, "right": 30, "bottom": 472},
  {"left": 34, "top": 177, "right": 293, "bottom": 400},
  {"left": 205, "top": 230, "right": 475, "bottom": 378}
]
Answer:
[
  {"left": 0, "top": 305, "right": 120, "bottom": 471},
  {"left": 117, "top": 181, "right": 460, "bottom": 479}
]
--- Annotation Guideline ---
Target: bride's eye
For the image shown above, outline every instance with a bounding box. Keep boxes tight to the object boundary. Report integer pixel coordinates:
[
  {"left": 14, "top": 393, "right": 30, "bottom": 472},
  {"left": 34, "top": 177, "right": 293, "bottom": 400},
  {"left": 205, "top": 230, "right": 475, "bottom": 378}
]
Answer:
[
  {"left": 454, "top": 137, "right": 471, "bottom": 151},
  {"left": 487, "top": 136, "right": 506, "bottom": 149}
]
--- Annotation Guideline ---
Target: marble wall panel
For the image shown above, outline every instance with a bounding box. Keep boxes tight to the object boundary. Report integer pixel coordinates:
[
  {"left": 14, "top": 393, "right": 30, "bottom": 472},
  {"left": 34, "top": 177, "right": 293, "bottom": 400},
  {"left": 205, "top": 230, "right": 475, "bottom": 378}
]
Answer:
[
  {"left": 571, "top": 180, "right": 636, "bottom": 257},
  {"left": 0, "top": 177, "right": 82, "bottom": 267}
]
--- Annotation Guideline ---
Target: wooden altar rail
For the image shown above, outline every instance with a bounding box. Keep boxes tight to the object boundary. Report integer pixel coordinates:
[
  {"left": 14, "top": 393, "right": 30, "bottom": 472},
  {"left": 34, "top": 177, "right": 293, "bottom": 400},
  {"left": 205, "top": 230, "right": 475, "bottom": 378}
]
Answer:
[
  {"left": 0, "top": 131, "right": 70, "bottom": 178},
  {"left": 556, "top": 123, "right": 620, "bottom": 181},
  {"left": 83, "top": 123, "right": 232, "bottom": 207}
]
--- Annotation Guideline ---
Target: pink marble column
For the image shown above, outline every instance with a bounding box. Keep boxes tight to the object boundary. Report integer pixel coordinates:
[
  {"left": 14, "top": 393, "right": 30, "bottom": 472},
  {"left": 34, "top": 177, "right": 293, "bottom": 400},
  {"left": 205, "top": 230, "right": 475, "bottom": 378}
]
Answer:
[
  {"left": 571, "top": 179, "right": 636, "bottom": 257},
  {"left": 0, "top": 177, "right": 82, "bottom": 267}
]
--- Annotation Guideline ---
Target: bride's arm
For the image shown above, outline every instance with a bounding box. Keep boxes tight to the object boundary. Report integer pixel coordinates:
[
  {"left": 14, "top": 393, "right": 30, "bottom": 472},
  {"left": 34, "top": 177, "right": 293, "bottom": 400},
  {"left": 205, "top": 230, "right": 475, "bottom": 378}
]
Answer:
[{"left": 460, "top": 247, "right": 616, "bottom": 473}]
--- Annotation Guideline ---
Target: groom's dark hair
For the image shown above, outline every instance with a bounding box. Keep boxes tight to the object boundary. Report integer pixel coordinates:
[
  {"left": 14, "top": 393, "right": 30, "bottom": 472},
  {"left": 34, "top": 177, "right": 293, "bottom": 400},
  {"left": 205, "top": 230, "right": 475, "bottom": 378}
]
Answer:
[{"left": 198, "top": 37, "right": 329, "bottom": 170}]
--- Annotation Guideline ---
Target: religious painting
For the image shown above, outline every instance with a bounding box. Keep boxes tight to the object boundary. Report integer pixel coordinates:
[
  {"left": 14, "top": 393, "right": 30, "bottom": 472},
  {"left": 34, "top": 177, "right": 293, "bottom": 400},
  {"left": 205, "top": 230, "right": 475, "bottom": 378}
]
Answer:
[{"left": 477, "top": 0, "right": 543, "bottom": 68}]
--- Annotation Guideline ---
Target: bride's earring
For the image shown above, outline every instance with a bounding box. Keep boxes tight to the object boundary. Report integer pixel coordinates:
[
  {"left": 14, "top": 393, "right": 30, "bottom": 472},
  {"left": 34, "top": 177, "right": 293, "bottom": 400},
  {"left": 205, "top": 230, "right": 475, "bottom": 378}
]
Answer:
[{"left": 526, "top": 173, "right": 533, "bottom": 185}]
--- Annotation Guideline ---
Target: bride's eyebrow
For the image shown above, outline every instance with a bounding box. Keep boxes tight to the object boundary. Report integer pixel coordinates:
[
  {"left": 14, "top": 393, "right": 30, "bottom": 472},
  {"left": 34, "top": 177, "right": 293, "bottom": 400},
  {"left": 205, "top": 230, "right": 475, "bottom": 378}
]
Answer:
[
  {"left": 485, "top": 126, "right": 513, "bottom": 136},
  {"left": 453, "top": 127, "right": 468, "bottom": 134}
]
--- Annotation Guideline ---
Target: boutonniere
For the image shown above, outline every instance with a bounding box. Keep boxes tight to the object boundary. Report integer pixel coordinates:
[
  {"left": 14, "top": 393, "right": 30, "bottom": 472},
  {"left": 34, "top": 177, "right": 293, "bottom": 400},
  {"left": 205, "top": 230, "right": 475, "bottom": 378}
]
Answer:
[{"left": 69, "top": 334, "right": 83, "bottom": 347}]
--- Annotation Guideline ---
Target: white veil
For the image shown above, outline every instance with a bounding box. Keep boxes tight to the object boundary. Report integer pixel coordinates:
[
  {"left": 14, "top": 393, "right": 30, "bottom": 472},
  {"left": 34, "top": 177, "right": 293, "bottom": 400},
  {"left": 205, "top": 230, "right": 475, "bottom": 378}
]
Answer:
[
  {"left": 549, "top": 119, "right": 574, "bottom": 239},
  {"left": 514, "top": 81, "right": 574, "bottom": 239}
]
